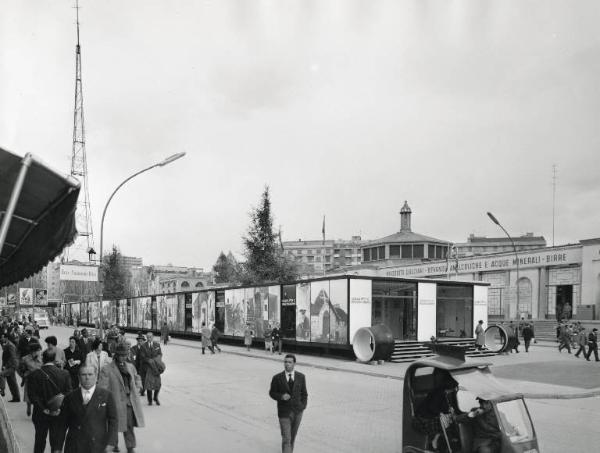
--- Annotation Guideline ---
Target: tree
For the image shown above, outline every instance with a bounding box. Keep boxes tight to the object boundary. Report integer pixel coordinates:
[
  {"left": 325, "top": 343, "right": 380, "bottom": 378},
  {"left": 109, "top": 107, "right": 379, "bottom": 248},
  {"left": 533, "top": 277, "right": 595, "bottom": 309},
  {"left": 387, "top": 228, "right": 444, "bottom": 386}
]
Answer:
[
  {"left": 212, "top": 251, "right": 238, "bottom": 284},
  {"left": 102, "top": 245, "right": 130, "bottom": 299},
  {"left": 240, "top": 186, "right": 298, "bottom": 284}
]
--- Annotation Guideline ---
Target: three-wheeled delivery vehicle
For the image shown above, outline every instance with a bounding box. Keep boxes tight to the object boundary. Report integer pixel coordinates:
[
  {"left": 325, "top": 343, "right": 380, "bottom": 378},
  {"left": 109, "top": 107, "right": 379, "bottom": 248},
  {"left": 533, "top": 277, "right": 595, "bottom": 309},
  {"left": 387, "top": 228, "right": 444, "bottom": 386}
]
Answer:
[{"left": 403, "top": 345, "right": 539, "bottom": 453}]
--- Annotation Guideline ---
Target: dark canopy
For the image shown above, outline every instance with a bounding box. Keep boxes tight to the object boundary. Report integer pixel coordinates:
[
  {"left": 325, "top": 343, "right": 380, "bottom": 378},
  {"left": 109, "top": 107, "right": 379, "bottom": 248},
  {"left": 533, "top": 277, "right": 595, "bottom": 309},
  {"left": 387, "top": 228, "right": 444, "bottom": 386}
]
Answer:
[{"left": 0, "top": 147, "right": 80, "bottom": 287}]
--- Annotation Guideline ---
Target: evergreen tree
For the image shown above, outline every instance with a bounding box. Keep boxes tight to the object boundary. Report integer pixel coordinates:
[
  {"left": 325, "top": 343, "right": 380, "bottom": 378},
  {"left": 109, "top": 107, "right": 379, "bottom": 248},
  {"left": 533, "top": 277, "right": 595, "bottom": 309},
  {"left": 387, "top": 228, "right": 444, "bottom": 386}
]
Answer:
[
  {"left": 212, "top": 251, "right": 237, "bottom": 283},
  {"left": 241, "top": 186, "right": 298, "bottom": 284},
  {"left": 102, "top": 245, "right": 130, "bottom": 299}
]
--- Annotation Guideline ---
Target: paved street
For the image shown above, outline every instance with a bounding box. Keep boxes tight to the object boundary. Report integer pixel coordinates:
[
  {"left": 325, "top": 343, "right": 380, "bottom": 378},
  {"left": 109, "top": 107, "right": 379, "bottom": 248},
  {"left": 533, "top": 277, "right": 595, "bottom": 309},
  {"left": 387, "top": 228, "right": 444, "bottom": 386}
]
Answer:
[{"left": 4, "top": 326, "right": 599, "bottom": 452}]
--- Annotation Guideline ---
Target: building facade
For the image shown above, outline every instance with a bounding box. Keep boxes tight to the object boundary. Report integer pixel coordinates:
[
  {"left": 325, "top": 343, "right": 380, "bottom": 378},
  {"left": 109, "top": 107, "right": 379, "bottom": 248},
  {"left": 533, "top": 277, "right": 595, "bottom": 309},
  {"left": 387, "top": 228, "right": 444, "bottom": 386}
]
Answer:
[
  {"left": 361, "top": 201, "right": 450, "bottom": 265},
  {"left": 455, "top": 233, "right": 546, "bottom": 258},
  {"left": 378, "top": 238, "right": 600, "bottom": 320},
  {"left": 282, "top": 236, "right": 364, "bottom": 275}
]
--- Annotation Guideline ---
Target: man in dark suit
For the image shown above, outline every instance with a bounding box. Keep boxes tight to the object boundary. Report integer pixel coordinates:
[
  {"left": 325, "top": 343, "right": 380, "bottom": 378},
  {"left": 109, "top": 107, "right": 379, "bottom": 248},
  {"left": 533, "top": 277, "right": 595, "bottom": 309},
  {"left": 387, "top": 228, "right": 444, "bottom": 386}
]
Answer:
[
  {"left": 78, "top": 329, "right": 93, "bottom": 356},
  {"left": 28, "top": 349, "right": 72, "bottom": 453},
  {"left": 17, "top": 325, "right": 36, "bottom": 358},
  {"left": 0, "top": 335, "right": 21, "bottom": 401},
  {"left": 269, "top": 354, "right": 308, "bottom": 453},
  {"left": 63, "top": 365, "right": 118, "bottom": 453}
]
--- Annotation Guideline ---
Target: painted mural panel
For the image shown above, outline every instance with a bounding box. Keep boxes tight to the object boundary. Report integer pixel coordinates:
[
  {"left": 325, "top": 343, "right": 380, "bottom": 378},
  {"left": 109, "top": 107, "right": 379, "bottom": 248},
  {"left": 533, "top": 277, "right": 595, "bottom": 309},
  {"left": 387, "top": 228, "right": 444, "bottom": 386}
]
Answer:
[
  {"left": 118, "top": 300, "right": 127, "bottom": 327},
  {"left": 156, "top": 296, "right": 166, "bottom": 327},
  {"left": 207, "top": 291, "right": 215, "bottom": 325},
  {"left": 329, "top": 279, "right": 348, "bottom": 344},
  {"left": 176, "top": 294, "right": 186, "bottom": 331},
  {"left": 296, "top": 283, "right": 311, "bottom": 342},
  {"left": 192, "top": 292, "right": 202, "bottom": 333},
  {"left": 165, "top": 294, "right": 178, "bottom": 331},
  {"left": 71, "top": 303, "right": 80, "bottom": 324},
  {"left": 268, "top": 285, "right": 281, "bottom": 330},
  {"left": 310, "top": 281, "right": 330, "bottom": 343},
  {"left": 245, "top": 287, "right": 266, "bottom": 338},
  {"left": 89, "top": 301, "right": 101, "bottom": 328},
  {"left": 80, "top": 303, "right": 89, "bottom": 325},
  {"left": 225, "top": 288, "right": 245, "bottom": 336}
]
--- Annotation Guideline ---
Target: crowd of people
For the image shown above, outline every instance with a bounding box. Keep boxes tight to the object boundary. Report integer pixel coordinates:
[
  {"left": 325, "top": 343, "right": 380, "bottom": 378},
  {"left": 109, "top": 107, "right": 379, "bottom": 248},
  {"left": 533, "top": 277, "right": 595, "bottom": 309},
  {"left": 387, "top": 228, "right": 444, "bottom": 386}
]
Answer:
[
  {"left": 0, "top": 318, "right": 167, "bottom": 453},
  {"left": 556, "top": 321, "right": 599, "bottom": 361}
]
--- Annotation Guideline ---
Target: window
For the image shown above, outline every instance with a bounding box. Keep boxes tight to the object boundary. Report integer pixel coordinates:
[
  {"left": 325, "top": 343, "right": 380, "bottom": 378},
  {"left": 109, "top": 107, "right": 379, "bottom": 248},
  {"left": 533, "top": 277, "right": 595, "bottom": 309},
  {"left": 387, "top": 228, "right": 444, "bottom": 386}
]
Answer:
[
  {"left": 307, "top": 256, "right": 314, "bottom": 262},
  {"left": 315, "top": 256, "right": 321, "bottom": 262},
  {"left": 390, "top": 245, "right": 400, "bottom": 257},
  {"left": 372, "top": 247, "right": 379, "bottom": 260},
  {"left": 324, "top": 255, "right": 331, "bottom": 263},
  {"left": 428, "top": 244, "right": 435, "bottom": 259},
  {"left": 316, "top": 249, "right": 322, "bottom": 254},
  {"left": 363, "top": 249, "right": 371, "bottom": 262},
  {"left": 413, "top": 244, "right": 424, "bottom": 258},
  {"left": 379, "top": 246, "right": 385, "bottom": 260},
  {"left": 401, "top": 245, "right": 412, "bottom": 258}
]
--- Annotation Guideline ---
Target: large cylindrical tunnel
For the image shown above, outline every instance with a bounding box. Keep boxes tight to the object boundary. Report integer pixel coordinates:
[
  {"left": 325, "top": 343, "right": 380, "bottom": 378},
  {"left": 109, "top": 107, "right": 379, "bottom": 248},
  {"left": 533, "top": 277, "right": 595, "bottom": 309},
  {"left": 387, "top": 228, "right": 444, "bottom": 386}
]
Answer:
[{"left": 352, "top": 324, "right": 395, "bottom": 362}]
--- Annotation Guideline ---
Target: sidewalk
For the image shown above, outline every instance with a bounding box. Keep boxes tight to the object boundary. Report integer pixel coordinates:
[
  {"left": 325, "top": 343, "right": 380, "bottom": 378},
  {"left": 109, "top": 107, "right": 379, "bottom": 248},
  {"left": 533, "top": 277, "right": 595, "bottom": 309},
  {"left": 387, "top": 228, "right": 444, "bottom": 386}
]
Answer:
[{"left": 143, "top": 333, "right": 600, "bottom": 400}]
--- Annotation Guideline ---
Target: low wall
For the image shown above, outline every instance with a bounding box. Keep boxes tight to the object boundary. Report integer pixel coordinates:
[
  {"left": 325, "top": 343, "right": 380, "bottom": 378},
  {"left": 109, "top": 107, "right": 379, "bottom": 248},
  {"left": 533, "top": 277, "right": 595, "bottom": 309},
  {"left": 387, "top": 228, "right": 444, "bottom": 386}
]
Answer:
[{"left": 0, "top": 397, "right": 20, "bottom": 453}]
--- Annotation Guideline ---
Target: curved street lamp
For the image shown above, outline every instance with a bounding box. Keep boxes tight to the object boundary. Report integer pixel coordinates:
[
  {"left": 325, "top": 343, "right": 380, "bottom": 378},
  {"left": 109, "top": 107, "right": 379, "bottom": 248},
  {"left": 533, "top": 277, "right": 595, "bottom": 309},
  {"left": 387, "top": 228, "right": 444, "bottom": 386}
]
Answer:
[
  {"left": 487, "top": 212, "right": 520, "bottom": 319},
  {"left": 99, "top": 152, "right": 186, "bottom": 265}
]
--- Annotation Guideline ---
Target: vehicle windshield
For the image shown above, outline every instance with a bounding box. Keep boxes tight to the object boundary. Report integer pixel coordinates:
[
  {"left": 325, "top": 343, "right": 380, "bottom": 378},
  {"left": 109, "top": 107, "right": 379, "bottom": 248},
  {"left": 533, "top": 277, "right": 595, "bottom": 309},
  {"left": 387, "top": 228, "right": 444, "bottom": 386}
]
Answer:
[{"left": 496, "top": 399, "right": 534, "bottom": 444}]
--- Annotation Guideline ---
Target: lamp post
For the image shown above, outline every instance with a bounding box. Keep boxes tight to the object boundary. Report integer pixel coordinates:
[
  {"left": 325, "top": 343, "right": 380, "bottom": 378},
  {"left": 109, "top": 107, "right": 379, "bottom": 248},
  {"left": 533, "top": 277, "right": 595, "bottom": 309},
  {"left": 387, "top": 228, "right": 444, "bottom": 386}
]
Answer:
[
  {"left": 99, "top": 152, "right": 186, "bottom": 266},
  {"left": 97, "top": 153, "right": 185, "bottom": 334},
  {"left": 487, "top": 212, "right": 520, "bottom": 319}
]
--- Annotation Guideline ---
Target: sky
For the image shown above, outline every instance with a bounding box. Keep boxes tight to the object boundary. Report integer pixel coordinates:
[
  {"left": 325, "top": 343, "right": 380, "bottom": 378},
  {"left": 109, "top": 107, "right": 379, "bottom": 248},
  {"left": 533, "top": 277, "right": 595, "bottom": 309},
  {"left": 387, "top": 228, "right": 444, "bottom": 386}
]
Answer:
[{"left": 1, "top": 0, "right": 599, "bottom": 269}]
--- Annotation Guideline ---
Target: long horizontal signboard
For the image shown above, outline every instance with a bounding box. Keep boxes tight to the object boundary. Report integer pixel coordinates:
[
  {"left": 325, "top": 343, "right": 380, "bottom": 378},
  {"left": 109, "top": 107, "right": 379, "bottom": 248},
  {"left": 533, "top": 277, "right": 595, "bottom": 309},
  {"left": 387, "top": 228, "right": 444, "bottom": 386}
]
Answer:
[
  {"left": 60, "top": 264, "right": 99, "bottom": 282},
  {"left": 383, "top": 246, "right": 582, "bottom": 279}
]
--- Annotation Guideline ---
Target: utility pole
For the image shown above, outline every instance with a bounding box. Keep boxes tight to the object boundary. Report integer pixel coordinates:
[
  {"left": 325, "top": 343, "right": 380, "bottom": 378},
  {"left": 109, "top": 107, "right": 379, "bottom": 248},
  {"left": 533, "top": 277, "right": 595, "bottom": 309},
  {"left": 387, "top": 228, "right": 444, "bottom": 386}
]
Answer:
[{"left": 552, "top": 164, "right": 557, "bottom": 247}]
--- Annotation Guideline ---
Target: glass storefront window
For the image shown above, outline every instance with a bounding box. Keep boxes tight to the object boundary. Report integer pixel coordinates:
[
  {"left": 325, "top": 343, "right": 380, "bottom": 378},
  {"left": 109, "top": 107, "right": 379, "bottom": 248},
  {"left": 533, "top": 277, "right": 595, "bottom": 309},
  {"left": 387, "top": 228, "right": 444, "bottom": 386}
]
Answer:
[
  {"left": 436, "top": 285, "right": 473, "bottom": 338},
  {"left": 372, "top": 280, "right": 417, "bottom": 340}
]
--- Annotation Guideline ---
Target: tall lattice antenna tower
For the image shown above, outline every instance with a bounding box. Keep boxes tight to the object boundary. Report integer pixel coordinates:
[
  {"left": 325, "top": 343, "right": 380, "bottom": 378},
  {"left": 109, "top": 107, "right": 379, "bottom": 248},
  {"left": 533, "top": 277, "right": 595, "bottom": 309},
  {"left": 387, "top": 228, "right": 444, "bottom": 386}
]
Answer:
[{"left": 64, "top": 0, "right": 94, "bottom": 262}]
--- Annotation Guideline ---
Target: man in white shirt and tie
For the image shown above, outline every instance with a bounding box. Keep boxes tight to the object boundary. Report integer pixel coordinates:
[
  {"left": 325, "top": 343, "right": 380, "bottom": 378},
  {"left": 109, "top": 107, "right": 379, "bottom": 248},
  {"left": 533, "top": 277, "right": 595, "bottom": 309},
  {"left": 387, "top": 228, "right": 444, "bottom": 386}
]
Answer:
[
  {"left": 63, "top": 365, "right": 118, "bottom": 453},
  {"left": 269, "top": 354, "right": 308, "bottom": 453}
]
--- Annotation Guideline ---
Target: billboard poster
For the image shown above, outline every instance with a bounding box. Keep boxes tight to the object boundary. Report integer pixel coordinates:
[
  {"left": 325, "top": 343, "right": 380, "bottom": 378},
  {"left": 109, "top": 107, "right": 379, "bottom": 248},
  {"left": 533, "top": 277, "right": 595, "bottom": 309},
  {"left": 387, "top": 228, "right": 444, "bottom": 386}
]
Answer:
[
  {"left": 71, "top": 303, "right": 80, "bottom": 322},
  {"left": 0, "top": 296, "right": 6, "bottom": 307},
  {"left": 192, "top": 293, "right": 202, "bottom": 333},
  {"left": 329, "top": 279, "right": 348, "bottom": 345},
  {"left": 247, "top": 287, "right": 266, "bottom": 338},
  {"left": 156, "top": 296, "right": 166, "bottom": 327},
  {"left": 118, "top": 299, "right": 128, "bottom": 327},
  {"left": 268, "top": 285, "right": 281, "bottom": 329},
  {"left": 295, "top": 283, "right": 310, "bottom": 342},
  {"left": 224, "top": 289, "right": 244, "bottom": 336},
  {"left": 310, "top": 281, "right": 330, "bottom": 343},
  {"left": 207, "top": 291, "right": 215, "bottom": 325},
  {"left": 89, "top": 301, "right": 101, "bottom": 328},
  {"left": 176, "top": 294, "right": 185, "bottom": 331},
  {"left": 165, "top": 295, "right": 178, "bottom": 331},
  {"left": 35, "top": 289, "right": 48, "bottom": 305},
  {"left": 59, "top": 264, "right": 99, "bottom": 282},
  {"left": 20, "top": 288, "right": 33, "bottom": 305},
  {"left": 349, "top": 278, "right": 372, "bottom": 344},
  {"left": 80, "top": 302, "right": 89, "bottom": 325},
  {"left": 7, "top": 293, "right": 17, "bottom": 306}
]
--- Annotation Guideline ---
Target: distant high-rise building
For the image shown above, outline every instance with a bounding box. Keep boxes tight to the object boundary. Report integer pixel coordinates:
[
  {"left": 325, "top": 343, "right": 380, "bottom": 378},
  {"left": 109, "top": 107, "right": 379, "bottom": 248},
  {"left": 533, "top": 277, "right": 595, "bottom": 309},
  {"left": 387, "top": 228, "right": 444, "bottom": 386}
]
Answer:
[
  {"left": 454, "top": 233, "right": 547, "bottom": 258},
  {"left": 282, "top": 236, "right": 365, "bottom": 275}
]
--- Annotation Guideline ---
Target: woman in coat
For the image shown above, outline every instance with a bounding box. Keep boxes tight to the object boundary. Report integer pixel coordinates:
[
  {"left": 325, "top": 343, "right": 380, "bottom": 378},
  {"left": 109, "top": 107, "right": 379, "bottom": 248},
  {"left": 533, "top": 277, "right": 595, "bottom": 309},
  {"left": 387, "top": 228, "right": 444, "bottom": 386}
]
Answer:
[
  {"left": 475, "top": 320, "right": 485, "bottom": 350},
  {"left": 243, "top": 324, "right": 253, "bottom": 351},
  {"left": 19, "top": 341, "right": 42, "bottom": 416},
  {"left": 86, "top": 338, "right": 112, "bottom": 379},
  {"left": 201, "top": 322, "right": 214, "bottom": 354}
]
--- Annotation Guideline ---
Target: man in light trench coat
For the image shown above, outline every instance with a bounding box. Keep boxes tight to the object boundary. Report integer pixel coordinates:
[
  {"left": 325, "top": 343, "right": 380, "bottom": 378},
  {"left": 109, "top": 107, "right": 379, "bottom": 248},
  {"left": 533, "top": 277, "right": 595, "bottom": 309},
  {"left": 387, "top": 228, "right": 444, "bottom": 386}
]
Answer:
[{"left": 98, "top": 342, "right": 145, "bottom": 453}]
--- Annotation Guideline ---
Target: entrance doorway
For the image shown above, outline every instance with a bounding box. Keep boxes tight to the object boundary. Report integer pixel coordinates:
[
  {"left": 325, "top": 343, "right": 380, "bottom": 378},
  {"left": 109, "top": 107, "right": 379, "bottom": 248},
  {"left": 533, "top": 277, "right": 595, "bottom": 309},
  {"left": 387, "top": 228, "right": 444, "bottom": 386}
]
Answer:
[
  {"left": 436, "top": 285, "right": 473, "bottom": 338},
  {"left": 556, "top": 285, "right": 573, "bottom": 321},
  {"left": 372, "top": 281, "right": 417, "bottom": 341}
]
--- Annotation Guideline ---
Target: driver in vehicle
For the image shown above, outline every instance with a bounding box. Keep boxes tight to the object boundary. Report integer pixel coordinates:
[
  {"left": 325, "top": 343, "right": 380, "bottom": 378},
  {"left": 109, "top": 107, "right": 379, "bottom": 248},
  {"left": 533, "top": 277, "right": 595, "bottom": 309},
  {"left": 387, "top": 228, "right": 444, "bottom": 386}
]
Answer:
[
  {"left": 455, "top": 398, "right": 502, "bottom": 453},
  {"left": 412, "top": 372, "right": 458, "bottom": 451}
]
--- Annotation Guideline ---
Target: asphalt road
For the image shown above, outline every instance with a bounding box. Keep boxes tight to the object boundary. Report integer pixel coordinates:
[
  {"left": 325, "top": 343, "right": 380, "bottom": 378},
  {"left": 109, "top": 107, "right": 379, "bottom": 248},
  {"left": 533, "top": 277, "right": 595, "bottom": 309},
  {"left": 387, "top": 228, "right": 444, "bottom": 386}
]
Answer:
[{"left": 4, "top": 326, "right": 599, "bottom": 452}]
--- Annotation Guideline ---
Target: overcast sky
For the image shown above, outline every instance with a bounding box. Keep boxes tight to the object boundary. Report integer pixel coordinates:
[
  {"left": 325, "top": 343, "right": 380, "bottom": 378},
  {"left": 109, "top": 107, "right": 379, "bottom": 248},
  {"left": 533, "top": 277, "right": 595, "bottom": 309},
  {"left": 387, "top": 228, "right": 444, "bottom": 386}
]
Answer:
[{"left": 1, "top": 0, "right": 599, "bottom": 269}]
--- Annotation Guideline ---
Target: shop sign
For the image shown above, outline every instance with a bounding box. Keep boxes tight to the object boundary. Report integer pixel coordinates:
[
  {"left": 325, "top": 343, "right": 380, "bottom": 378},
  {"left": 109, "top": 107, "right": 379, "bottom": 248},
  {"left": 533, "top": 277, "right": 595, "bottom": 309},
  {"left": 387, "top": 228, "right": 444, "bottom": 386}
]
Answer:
[
  {"left": 384, "top": 247, "right": 582, "bottom": 278},
  {"left": 60, "top": 264, "right": 99, "bottom": 282}
]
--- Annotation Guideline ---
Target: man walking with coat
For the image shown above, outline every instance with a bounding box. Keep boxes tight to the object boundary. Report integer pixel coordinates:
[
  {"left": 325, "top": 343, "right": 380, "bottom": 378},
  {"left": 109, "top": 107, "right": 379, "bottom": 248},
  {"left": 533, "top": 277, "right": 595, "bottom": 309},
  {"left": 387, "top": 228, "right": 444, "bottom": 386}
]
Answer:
[
  {"left": 63, "top": 365, "right": 118, "bottom": 453},
  {"left": 269, "top": 354, "right": 308, "bottom": 453},
  {"left": 139, "top": 331, "right": 163, "bottom": 406},
  {"left": 0, "top": 335, "right": 20, "bottom": 401},
  {"left": 98, "top": 343, "right": 145, "bottom": 453},
  {"left": 585, "top": 328, "right": 599, "bottom": 361},
  {"left": 28, "top": 349, "right": 72, "bottom": 453}
]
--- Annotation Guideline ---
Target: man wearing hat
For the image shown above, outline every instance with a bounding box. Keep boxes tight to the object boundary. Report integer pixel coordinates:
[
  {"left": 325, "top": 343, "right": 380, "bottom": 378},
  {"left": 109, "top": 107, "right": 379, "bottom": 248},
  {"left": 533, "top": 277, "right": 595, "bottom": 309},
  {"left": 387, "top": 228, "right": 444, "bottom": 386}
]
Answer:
[
  {"left": 17, "top": 325, "right": 36, "bottom": 358},
  {"left": 129, "top": 334, "right": 146, "bottom": 396},
  {"left": 98, "top": 342, "right": 145, "bottom": 453}
]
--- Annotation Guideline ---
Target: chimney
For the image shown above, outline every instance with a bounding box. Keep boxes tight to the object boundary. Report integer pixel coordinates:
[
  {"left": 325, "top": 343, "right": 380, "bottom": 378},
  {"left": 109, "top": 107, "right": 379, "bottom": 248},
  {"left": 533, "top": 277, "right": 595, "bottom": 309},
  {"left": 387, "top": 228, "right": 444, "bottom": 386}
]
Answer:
[{"left": 400, "top": 201, "right": 412, "bottom": 232}]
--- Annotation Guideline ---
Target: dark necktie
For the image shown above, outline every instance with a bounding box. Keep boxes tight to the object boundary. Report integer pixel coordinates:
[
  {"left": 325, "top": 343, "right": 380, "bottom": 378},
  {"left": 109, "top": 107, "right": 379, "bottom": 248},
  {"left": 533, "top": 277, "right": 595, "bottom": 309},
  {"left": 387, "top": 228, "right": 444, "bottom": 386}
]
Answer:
[{"left": 288, "top": 374, "right": 294, "bottom": 390}]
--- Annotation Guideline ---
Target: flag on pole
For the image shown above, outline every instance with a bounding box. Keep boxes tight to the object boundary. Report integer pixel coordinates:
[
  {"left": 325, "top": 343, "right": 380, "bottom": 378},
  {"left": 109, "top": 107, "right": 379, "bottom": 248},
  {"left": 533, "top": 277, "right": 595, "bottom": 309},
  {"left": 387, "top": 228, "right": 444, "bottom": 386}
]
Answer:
[{"left": 322, "top": 215, "right": 326, "bottom": 244}]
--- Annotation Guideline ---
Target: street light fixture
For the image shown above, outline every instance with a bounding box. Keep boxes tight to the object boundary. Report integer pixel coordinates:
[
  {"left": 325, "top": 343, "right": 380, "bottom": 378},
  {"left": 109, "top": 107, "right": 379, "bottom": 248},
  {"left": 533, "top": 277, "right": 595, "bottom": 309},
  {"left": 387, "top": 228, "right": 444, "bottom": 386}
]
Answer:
[
  {"left": 487, "top": 211, "right": 520, "bottom": 319},
  {"left": 99, "top": 152, "right": 186, "bottom": 265}
]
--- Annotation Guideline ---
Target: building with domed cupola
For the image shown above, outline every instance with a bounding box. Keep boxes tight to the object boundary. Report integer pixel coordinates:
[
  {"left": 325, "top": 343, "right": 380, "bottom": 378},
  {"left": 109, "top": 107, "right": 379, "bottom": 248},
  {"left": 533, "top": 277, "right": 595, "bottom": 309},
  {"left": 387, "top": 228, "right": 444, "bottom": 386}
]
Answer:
[{"left": 361, "top": 201, "right": 451, "bottom": 266}]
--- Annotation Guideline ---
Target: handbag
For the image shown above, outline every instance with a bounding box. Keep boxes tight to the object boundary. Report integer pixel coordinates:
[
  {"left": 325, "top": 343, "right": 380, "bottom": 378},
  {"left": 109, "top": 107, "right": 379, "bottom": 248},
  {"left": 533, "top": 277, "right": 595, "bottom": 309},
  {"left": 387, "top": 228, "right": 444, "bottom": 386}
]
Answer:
[{"left": 40, "top": 368, "right": 65, "bottom": 415}]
